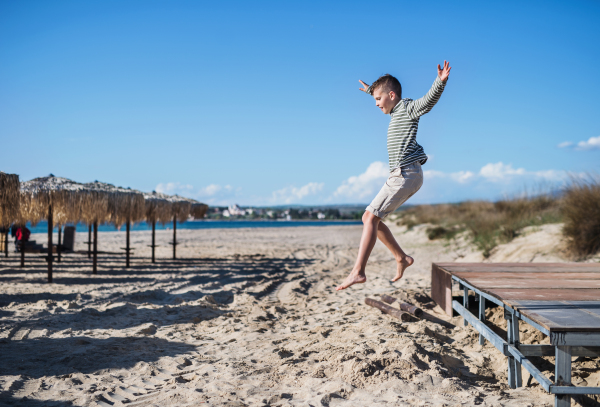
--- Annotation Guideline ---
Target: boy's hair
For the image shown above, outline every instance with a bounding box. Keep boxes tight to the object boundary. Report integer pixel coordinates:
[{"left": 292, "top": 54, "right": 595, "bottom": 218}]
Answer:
[{"left": 371, "top": 74, "right": 402, "bottom": 98}]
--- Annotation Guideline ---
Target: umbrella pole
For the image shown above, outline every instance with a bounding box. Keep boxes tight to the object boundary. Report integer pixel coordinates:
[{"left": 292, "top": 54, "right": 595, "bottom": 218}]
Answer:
[
  {"left": 126, "top": 220, "right": 130, "bottom": 268},
  {"left": 57, "top": 225, "right": 62, "bottom": 263},
  {"left": 20, "top": 223, "right": 25, "bottom": 268},
  {"left": 87, "top": 224, "right": 92, "bottom": 258},
  {"left": 93, "top": 221, "right": 98, "bottom": 274},
  {"left": 151, "top": 220, "right": 156, "bottom": 263},
  {"left": 173, "top": 216, "right": 177, "bottom": 260},
  {"left": 47, "top": 204, "right": 53, "bottom": 283}
]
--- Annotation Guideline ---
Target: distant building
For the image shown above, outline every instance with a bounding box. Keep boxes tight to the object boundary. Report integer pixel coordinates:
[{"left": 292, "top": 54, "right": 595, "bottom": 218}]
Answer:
[
  {"left": 228, "top": 204, "right": 246, "bottom": 216},
  {"left": 317, "top": 212, "right": 326, "bottom": 220},
  {"left": 222, "top": 209, "right": 231, "bottom": 217}
]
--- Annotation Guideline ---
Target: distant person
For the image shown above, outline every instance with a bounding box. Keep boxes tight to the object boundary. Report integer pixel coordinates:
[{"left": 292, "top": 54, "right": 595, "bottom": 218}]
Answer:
[
  {"left": 15, "top": 226, "right": 31, "bottom": 252},
  {"left": 337, "top": 61, "right": 451, "bottom": 290}
]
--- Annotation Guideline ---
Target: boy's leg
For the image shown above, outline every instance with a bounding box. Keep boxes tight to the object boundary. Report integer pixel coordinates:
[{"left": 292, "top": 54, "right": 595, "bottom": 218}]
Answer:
[
  {"left": 335, "top": 210, "right": 381, "bottom": 291},
  {"left": 376, "top": 221, "right": 413, "bottom": 281}
]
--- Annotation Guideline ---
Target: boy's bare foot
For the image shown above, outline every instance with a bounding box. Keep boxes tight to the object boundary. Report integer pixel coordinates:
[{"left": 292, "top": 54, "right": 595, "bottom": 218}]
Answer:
[
  {"left": 336, "top": 272, "right": 366, "bottom": 291},
  {"left": 391, "top": 256, "right": 414, "bottom": 282}
]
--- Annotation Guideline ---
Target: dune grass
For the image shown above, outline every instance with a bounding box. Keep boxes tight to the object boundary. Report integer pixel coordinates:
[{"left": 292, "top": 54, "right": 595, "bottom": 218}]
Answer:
[
  {"left": 396, "top": 196, "right": 561, "bottom": 257},
  {"left": 396, "top": 176, "right": 600, "bottom": 258},
  {"left": 562, "top": 176, "right": 600, "bottom": 258}
]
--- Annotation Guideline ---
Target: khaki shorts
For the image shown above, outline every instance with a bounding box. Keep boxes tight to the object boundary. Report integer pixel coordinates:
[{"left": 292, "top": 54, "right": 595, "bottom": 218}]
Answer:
[{"left": 366, "top": 162, "right": 423, "bottom": 219}]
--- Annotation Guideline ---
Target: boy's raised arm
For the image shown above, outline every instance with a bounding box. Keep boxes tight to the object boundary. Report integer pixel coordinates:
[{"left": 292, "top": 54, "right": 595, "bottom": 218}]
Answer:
[
  {"left": 404, "top": 60, "right": 451, "bottom": 119},
  {"left": 358, "top": 80, "right": 371, "bottom": 94}
]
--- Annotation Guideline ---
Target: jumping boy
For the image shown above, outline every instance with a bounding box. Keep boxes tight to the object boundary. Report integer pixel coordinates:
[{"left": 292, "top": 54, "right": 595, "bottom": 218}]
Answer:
[{"left": 336, "top": 61, "right": 451, "bottom": 291}]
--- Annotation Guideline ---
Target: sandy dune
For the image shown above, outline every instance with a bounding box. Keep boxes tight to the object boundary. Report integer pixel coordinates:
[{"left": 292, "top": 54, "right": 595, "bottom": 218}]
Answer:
[{"left": 0, "top": 222, "right": 597, "bottom": 406}]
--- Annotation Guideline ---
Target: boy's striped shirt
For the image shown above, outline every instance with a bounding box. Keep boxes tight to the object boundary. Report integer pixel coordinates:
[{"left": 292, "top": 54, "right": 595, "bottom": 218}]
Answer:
[{"left": 368, "top": 76, "right": 446, "bottom": 172}]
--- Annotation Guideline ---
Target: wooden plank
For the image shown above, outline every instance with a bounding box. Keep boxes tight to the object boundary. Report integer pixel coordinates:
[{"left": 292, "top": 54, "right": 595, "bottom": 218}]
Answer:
[
  {"left": 459, "top": 278, "right": 600, "bottom": 290},
  {"left": 435, "top": 262, "right": 600, "bottom": 273},
  {"left": 488, "top": 289, "right": 600, "bottom": 301},
  {"left": 454, "top": 272, "right": 600, "bottom": 280},
  {"left": 509, "top": 300, "right": 600, "bottom": 332},
  {"left": 431, "top": 263, "right": 453, "bottom": 316},
  {"left": 551, "top": 331, "right": 600, "bottom": 346}
]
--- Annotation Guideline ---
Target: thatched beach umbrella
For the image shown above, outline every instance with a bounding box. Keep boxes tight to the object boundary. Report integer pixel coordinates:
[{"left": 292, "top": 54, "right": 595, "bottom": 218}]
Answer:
[
  {"left": 167, "top": 195, "right": 208, "bottom": 260},
  {"left": 85, "top": 182, "right": 144, "bottom": 268},
  {"left": 144, "top": 191, "right": 172, "bottom": 263},
  {"left": 20, "top": 175, "right": 87, "bottom": 282},
  {"left": 0, "top": 172, "right": 20, "bottom": 258},
  {"left": 76, "top": 183, "right": 111, "bottom": 272}
]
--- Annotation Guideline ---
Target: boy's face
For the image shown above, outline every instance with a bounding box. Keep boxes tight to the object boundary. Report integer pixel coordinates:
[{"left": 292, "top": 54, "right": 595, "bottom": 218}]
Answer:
[{"left": 372, "top": 87, "right": 398, "bottom": 114}]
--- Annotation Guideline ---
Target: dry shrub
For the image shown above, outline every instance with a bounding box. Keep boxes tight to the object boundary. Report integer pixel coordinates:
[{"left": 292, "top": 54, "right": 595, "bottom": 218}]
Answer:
[
  {"left": 562, "top": 176, "right": 600, "bottom": 258},
  {"left": 398, "top": 194, "right": 561, "bottom": 257}
]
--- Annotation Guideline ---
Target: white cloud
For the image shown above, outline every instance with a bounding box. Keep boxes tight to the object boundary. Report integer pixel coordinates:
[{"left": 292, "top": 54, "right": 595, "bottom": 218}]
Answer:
[
  {"left": 332, "top": 161, "right": 388, "bottom": 200},
  {"left": 155, "top": 182, "right": 193, "bottom": 194},
  {"left": 271, "top": 182, "right": 324, "bottom": 204},
  {"left": 576, "top": 136, "right": 600, "bottom": 151},
  {"left": 199, "top": 184, "right": 235, "bottom": 197},
  {"left": 155, "top": 182, "right": 239, "bottom": 205},
  {"left": 424, "top": 162, "right": 567, "bottom": 185},
  {"left": 531, "top": 169, "right": 564, "bottom": 180},
  {"left": 479, "top": 162, "right": 526, "bottom": 181},
  {"left": 424, "top": 169, "right": 474, "bottom": 183},
  {"left": 557, "top": 136, "right": 600, "bottom": 151}
]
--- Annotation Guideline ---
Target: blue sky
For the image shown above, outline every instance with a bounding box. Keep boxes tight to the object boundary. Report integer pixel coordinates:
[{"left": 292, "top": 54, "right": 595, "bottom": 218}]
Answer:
[{"left": 1, "top": 0, "right": 598, "bottom": 206}]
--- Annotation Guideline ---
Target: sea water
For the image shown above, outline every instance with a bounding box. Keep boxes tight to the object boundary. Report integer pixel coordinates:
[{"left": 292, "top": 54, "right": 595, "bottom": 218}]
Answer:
[{"left": 26, "top": 220, "right": 362, "bottom": 234}]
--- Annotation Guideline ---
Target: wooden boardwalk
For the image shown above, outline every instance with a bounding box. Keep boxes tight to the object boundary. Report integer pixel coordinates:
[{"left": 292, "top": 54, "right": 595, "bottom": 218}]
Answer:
[{"left": 431, "top": 262, "right": 600, "bottom": 407}]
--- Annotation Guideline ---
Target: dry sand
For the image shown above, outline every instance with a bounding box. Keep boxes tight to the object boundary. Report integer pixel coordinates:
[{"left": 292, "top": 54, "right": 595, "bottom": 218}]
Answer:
[{"left": 0, "top": 222, "right": 598, "bottom": 406}]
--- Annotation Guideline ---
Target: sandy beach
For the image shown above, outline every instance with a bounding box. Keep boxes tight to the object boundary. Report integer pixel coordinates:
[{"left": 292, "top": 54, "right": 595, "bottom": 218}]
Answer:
[{"left": 1, "top": 222, "right": 598, "bottom": 406}]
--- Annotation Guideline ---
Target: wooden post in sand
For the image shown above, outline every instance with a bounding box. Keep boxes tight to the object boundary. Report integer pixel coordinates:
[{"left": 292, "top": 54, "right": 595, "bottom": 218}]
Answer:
[
  {"left": 47, "top": 204, "right": 53, "bottom": 283},
  {"left": 93, "top": 221, "right": 98, "bottom": 274},
  {"left": 126, "top": 220, "right": 131, "bottom": 268},
  {"left": 87, "top": 224, "right": 92, "bottom": 258},
  {"left": 365, "top": 298, "right": 411, "bottom": 321},
  {"left": 20, "top": 224, "right": 25, "bottom": 268},
  {"left": 380, "top": 295, "right": 423, "bottom": 317},
  {"left": 172, "top": 215, "right": 177, "bottom": 260},
  {"left": 151, "top": 220, "right": 156, "bottom": 263},
  {"left": 57, "top": 225, "right": 62, "bottom": 263}
]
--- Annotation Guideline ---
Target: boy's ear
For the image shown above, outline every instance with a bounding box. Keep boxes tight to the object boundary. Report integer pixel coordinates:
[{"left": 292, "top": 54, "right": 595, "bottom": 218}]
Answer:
[{"left": 389, "top": 91, "right": 397, "bottom": 100}]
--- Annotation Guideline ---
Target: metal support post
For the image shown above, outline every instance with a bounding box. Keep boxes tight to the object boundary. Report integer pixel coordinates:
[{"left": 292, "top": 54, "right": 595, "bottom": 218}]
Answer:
[
  {"left": 555, "top": 346, "right": 572, "bottom": 407},
  {"left": 505, "top": 310, "right": 522, "bottom": 388},
  {"left": 463, "top": 286, "right": 469, "bottom": 326},
  {"left": 511, "top": 312, "right": 522, "bottom": 388},
  {"left": 479, "top": 295, "right": 486, "bottom": 345}
]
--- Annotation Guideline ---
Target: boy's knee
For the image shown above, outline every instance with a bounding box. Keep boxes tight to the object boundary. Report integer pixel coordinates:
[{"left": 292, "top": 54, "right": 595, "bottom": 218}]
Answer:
[{"left": 362, "top": 210, "right": 380, "bottom": 224}]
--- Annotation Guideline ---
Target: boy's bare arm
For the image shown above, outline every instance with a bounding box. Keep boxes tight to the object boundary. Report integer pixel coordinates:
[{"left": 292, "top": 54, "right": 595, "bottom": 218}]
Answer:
[{"left": 405, "top": 60, "right": 451, "bottom": 119}]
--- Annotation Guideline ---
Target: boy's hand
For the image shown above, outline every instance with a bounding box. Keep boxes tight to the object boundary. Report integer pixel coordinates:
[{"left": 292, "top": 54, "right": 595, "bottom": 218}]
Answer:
[
  {"left": 358, "top": 80, "right": 370, "bottom": 93},
  {"left": 437, "top": 60, "right": 451, "bottom": 82}
]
